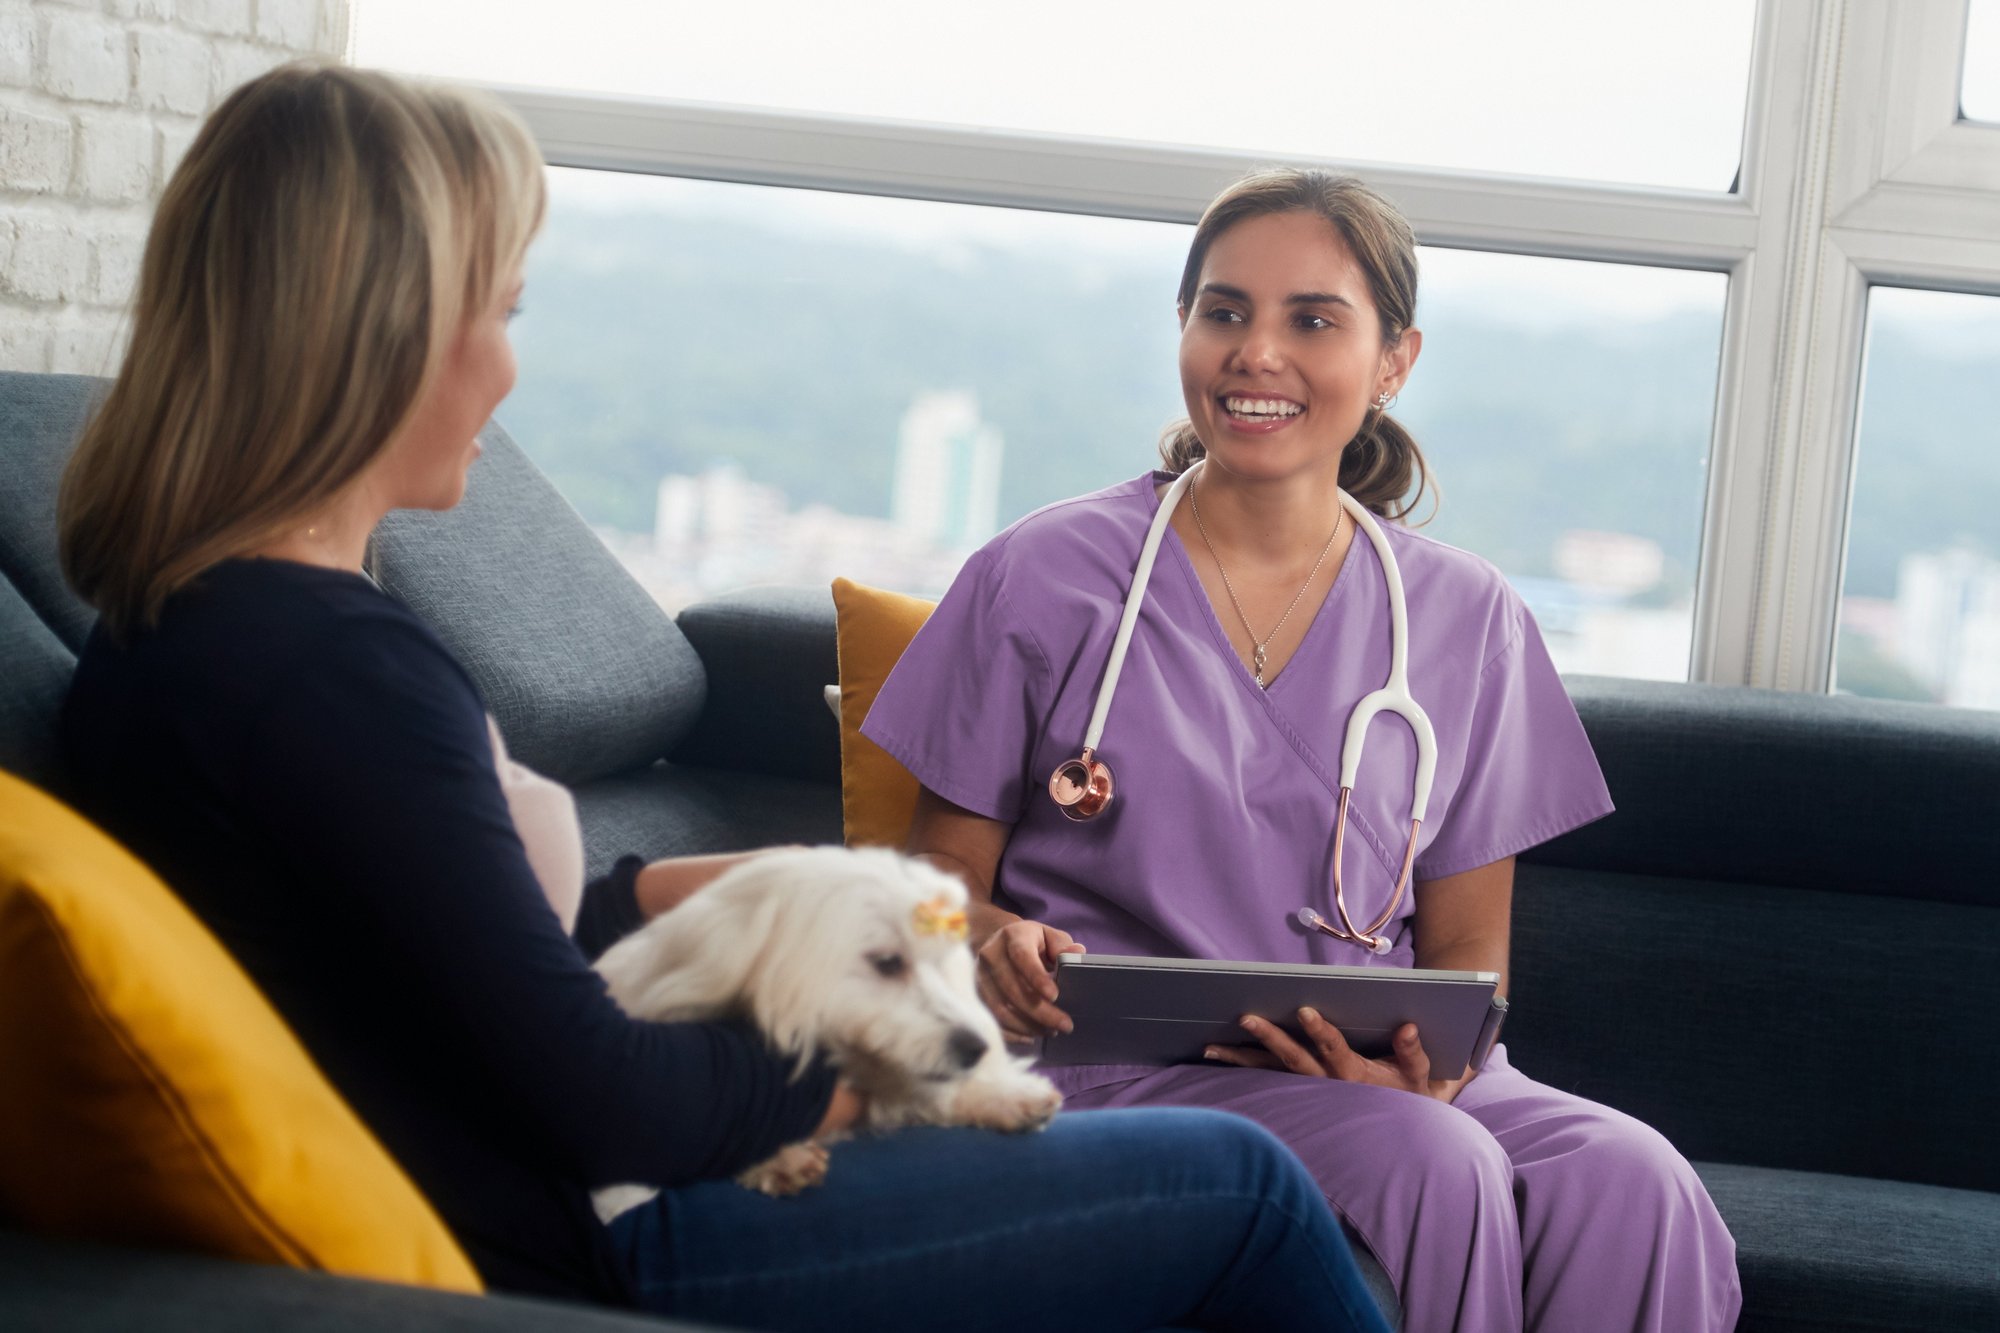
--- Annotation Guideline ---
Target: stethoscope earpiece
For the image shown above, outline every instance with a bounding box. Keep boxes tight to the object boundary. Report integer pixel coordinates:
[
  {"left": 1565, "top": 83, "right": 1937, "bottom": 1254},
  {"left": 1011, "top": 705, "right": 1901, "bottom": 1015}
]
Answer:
[{"left": 1297, "top": 906, "right": 1395, "bottom": 954}]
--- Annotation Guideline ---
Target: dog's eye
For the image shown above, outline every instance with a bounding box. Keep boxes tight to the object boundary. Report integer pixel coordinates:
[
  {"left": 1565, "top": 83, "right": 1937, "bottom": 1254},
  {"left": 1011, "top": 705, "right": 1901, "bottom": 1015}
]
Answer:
[{"left": 870, "top": 953, "right": 908, "bottom": 979}]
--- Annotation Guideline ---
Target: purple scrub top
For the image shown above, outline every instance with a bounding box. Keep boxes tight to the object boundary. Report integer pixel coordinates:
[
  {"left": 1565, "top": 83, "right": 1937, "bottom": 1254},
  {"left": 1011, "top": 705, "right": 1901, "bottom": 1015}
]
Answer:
[{"left": 862, "top": 472, "right": 1614, "bottom": 1086}]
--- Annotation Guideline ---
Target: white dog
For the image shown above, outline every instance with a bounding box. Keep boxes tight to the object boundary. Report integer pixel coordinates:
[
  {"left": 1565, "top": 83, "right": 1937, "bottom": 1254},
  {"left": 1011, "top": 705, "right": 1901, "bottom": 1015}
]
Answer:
[{"left": 590, "top": 846, "right": 1061, "bottom": 1219}]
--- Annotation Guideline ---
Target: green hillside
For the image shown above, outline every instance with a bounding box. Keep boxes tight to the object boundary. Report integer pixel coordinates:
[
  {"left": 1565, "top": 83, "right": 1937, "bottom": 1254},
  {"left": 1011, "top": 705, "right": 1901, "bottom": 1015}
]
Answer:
[{"left": 497, "top": 204, "right": 1996, "bottom": 602}]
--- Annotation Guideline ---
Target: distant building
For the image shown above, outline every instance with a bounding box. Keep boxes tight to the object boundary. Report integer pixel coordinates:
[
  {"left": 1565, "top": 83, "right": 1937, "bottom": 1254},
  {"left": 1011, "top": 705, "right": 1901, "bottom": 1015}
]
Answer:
[
  {"left": 1895, "top": 545, "right": 2000, "bottom": 709},
  {"left": 892, "top": 390, "right": 1003, "bottom": 552},
  {"left": 1553, "top": 530, "right": 1665, "bottom": 598},
  {"left": 655, "top": 466, "right": 787, "bottom": 551},
  {"left": 636, "top": 460, "right": 973, "bottom": 614}
]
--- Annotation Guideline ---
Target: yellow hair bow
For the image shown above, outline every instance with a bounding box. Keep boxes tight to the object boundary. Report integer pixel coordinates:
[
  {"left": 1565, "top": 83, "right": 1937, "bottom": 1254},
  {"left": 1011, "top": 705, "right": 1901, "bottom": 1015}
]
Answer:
[{"left": 912, "top": 894, "right": 969, "bottom": 941}]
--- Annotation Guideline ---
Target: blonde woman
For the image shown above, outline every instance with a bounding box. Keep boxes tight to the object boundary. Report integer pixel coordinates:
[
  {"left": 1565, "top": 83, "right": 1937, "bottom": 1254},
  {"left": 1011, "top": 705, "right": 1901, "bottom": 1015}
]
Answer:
[{"left": 54, "top": 65, "right": 1386, "bottom": 1332}]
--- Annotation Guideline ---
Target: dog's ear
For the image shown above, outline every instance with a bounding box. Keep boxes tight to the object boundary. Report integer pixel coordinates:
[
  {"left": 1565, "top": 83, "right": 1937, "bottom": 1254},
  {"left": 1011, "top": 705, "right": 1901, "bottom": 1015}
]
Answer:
[{"left": 597, "top": 871, "right": 794, "bottom": 1024}]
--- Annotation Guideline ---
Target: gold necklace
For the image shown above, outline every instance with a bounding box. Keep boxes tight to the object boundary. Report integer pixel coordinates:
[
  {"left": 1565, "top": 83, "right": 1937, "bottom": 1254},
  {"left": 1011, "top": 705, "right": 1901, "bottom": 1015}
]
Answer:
[{"left": 1189, "top": 477, "right": 1344, "bottom": 689}]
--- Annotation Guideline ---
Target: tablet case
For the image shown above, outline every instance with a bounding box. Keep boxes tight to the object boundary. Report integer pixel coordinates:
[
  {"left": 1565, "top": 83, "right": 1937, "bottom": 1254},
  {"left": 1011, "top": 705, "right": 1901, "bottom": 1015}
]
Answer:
[{"left": 1038, "top": 953, "right": 1508, "bottom": 1078}]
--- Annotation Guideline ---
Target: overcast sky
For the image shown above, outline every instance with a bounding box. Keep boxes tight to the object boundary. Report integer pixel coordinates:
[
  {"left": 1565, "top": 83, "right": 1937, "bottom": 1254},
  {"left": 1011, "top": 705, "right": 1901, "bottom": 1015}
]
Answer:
[{"left": 351, "top": 1, "right": 2000, "bottom": 340}]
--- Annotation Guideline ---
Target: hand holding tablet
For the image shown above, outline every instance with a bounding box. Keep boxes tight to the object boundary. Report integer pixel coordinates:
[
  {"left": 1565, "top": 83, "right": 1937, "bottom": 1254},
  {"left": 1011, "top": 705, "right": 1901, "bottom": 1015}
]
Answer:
[
  {"left": 1037, "top": 953, "right": 1508, "bottom": 1082},
  {"left": 1215, "top": 1009, "right": 1482, "bottom": 1103}
]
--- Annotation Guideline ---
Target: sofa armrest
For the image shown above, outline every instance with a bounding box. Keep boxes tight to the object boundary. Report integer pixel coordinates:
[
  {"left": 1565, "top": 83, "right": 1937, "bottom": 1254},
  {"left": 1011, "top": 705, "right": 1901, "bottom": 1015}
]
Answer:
[
  {"left": 671, "top": 586, "right": 840, "bottom": 787},
  {"left": 0, "top": 1230, "right": 725, "bottom": 1332}
]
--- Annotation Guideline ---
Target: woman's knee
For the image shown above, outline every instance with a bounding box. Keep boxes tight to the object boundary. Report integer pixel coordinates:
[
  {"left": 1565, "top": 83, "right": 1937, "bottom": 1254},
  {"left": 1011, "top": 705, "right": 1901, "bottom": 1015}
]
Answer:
[
  {"left": 1571, "top": 1114, "right": 1706, "bottom": 1211},
  {"left": 1062, "top": 1106, "right": 1319, "bottom": 1204},
  {"left": 1367, "top": 1096, "right": 1513, "bottom": 1202},
  {"left": 1080, "top": 1104, "right": 1312, "bottom": 1176},
  {"left": 1515, "top": 1105, "right": 1712, "bottom": 1234}
]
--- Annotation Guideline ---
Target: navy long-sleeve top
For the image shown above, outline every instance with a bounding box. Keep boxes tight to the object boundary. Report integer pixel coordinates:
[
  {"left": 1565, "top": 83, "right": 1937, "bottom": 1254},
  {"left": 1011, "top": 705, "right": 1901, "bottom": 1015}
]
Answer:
[{"left": 58, "top": 558, "right": 836, "bottom": 1305}]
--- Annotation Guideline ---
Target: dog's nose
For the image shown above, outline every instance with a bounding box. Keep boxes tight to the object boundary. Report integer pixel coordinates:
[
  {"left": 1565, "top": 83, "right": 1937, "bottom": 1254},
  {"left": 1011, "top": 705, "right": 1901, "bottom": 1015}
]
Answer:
[{"left": 947, "top": 1027, "right": 989, "bottom": 1070}]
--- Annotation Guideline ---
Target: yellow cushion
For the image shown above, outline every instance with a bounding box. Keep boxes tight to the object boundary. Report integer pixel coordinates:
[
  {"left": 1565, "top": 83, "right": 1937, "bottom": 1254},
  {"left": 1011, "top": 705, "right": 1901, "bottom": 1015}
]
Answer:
[
  {"left": 0, "top": 769, "right": 482, "bottom": 1292},
  {"left": 832, "top": 577, "right": 938, "bottom": 848}
]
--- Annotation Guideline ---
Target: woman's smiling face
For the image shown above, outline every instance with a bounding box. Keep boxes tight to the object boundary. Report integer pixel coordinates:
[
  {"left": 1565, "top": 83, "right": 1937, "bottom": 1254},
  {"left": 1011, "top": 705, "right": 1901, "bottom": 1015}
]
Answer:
[{"left": 1177, "top": 209, "right": 1415, "bottom": 484}]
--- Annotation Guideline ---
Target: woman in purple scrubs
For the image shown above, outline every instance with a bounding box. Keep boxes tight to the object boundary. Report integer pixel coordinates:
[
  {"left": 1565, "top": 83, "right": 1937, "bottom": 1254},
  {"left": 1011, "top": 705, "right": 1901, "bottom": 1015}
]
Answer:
[{"left": 862, "top": 169, "right": 1741, "bottom": 1332}]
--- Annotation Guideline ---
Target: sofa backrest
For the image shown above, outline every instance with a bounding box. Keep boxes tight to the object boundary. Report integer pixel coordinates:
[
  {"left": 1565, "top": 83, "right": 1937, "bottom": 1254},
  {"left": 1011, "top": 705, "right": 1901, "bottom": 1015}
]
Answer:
[
  {"left": 0, "top": 371, "right": 707, "bottom": 787},
  {"left": 0, "top": 572, "right": 75, "bottom": 792},
  {"left": 1539, "top": 675, "right": 1998, "bottom": 903},
  {"left": 372, "top": 429, "right": 706, "bottom": 785},
  {"left": 1512, "top": 675, "right": 2000, "bottom": 1193},
  {"left": 0, "top": 374, "right": 99, "bottom": 654}
]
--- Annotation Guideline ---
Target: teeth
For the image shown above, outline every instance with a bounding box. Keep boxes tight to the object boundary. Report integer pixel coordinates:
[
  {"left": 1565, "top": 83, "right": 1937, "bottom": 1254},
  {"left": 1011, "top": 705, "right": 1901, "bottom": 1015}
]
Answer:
[{"left": 1224, "top": 397, "right": 1303, "bottom": 417}]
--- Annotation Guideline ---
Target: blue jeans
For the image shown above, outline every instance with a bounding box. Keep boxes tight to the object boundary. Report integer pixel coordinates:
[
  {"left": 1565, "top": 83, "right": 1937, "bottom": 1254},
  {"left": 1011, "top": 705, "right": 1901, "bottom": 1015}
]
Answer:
[{"left": 606, "top": 1107, "right": 1387, "bottom": 1333}]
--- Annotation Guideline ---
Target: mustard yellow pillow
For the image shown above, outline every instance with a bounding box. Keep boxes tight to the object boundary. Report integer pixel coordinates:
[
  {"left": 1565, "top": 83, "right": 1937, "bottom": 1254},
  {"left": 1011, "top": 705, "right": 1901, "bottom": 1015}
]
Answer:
[
  {"left": 0, "top": 769, "right": 481, "bottom": 1292},
  {"left": 832, "top": 577, "right": 938, "bottom": 848}
]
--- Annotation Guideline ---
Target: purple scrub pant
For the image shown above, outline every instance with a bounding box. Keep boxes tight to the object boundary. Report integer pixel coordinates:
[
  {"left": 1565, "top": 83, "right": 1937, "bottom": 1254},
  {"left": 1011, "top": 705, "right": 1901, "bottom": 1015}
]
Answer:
[{"left": 1063, "top": 1045, "right": 1740, "bottom": 1333}]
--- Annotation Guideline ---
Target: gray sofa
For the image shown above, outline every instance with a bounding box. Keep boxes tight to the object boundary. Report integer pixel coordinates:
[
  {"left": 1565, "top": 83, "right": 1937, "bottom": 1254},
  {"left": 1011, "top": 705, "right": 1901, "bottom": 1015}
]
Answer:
[{"left": 2, "top": 370, "right": 1996, "bottom": 1332}]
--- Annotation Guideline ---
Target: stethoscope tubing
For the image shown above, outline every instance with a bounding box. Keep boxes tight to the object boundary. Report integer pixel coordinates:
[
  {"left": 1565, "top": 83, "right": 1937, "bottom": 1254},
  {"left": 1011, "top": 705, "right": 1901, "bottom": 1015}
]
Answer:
[
  {"left": 1079, "top": 464, "right": 1200, "bottom": 755},
  {"left": 1053, "top": 458, "right": 1439, "bottom": 953}
]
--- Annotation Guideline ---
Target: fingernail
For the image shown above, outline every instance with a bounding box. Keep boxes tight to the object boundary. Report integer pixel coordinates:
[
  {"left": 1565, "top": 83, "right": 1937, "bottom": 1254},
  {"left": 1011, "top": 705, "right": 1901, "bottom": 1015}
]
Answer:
[
  {"left": 1299, "top": 1007, "right": 1319, "bottom": 1023},
  {"left": 1239, "top": 1016, "right": 1257, "bottom": 1031},
  {"left": 1203, "top": 1047, "right": 1221, "bottom": 1060}
]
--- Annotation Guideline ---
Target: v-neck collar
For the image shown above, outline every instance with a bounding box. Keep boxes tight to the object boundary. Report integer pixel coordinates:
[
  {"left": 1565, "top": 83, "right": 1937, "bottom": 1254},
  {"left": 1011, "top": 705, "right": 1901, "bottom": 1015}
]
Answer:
[
  {"left": 1138, "top": 472, "right": 1404, "bottom": 884},
  {"left": 1145, "top": 470, "right": 1368, "bottom": 699}
]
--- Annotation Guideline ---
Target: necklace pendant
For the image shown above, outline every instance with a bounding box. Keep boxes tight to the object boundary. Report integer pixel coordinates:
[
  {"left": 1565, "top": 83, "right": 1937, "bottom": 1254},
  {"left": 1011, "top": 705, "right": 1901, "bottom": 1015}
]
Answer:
[{"left": 1253, "top": 645, "right": 1267, "bottom": 687}]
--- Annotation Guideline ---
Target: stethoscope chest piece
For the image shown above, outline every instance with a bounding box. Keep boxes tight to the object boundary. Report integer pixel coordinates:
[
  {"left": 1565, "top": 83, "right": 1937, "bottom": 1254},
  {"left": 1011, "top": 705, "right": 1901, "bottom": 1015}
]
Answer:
[{"left": 1049, "top": 749, "right": 1114, "bottom": 821}]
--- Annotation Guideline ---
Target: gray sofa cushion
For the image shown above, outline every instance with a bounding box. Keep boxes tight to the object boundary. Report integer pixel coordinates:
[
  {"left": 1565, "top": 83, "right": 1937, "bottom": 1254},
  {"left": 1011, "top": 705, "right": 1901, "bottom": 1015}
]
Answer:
[
  {"left": 1545, "top": 676, "right": 2000, "bottom": 907},
  {"left": 1509, "top": 861, "right": 2000, "bottom": 1194},
  {"left": 572, "top": 762, "right": 841, "bottom": 877},
  {"left": 371, "top": 419, "right": 707, "bottom": 786},
  {"left": 671, "top": 585, "right": 841, "bottom": 786},
  {"left": 0, "top": 369, "right": 704, "bottom": 788},
  {"left": 0, "top": 372, "right": 100, "bottom": 650},
  {"left": 0, "top": 570, "right": 76, "bottom": 790},
  {"left": 1697, "top": 1163, "right": 2000, "bottom": 1332}
]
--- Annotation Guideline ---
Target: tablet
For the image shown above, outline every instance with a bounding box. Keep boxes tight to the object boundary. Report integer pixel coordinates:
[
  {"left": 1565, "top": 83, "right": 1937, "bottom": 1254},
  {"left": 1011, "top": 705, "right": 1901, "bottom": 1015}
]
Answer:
[{"left": 1037, "top": 953, "right": 1508, "bottom": 1079}]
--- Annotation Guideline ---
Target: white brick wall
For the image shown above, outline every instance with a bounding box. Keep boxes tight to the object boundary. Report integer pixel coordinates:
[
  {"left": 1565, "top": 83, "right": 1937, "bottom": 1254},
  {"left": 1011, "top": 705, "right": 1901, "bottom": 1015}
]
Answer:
[
  {"left": 0, "top": 7, "right": 35, "bottom": 87},
  {"left": 0, "top": 0, "right": 352, "bottom": 374}
]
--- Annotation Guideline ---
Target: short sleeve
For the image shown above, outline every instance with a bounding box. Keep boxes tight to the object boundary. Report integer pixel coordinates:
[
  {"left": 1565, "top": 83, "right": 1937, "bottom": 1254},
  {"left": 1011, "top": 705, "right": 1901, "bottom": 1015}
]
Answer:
[
  {"left": 859, "top": 547, "right": 1052, "bottom": 823},
  {"left": 1413, "top": 601, "right": 1616, "bottom": 880}
]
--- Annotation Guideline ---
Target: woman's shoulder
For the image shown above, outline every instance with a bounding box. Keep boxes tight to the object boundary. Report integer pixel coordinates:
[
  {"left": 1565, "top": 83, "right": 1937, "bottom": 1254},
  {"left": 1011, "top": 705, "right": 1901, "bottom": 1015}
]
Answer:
[
  {"left": 1376, "top": 521, "right": 1528, "bottom": 659},
  {"left": 195, "top": 560, "right": 451, "bottom": 657},
  {"left": 93, "top": 559, "right": 475, "bottom": 715},
  {"left": 971, "top": 472, "right": 1162, "bottom": 587}
]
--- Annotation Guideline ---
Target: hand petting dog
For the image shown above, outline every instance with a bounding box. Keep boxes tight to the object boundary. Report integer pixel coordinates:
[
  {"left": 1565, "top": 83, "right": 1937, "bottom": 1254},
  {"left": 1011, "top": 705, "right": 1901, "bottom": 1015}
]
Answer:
[{"left": 590, "top": 847, "right": 1061, "bottom": 1217}]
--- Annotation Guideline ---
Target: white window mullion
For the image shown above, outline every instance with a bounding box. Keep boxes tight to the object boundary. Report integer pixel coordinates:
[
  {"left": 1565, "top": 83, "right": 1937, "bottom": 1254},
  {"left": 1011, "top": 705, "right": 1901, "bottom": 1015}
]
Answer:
[
  {"left": 1730, "top": 0, "right": 2000, "bottom": 695},
  {"left": 1695, "top": 0, "right": 1869, "bottom": 692},
  {"left": 490, "top": 84, "right": 1757, "bottom": 268}
]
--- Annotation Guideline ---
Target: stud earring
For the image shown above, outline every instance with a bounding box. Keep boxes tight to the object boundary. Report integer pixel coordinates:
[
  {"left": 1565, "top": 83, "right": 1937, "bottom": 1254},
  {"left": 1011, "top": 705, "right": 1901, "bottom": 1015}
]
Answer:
[{"left": 1373, "top": 391, "right": 1393, "bottom": 410}]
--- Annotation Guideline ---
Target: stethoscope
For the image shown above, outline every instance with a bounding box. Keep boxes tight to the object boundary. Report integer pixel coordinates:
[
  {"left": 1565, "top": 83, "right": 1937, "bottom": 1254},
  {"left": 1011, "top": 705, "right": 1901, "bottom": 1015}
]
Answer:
[{"left": 1046, "top": 459, "right": 1438, "bottom": 954}]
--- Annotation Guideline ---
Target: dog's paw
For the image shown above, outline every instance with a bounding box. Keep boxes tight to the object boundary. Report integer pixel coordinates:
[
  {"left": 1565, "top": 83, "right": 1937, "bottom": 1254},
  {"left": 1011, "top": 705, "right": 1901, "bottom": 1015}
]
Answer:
[
  {"left": 950, "top": 1069, "right": 1062, "bottom": 1133},
  {"left": 736, "top": 1140, "right": 831, "bottom": 1196}
]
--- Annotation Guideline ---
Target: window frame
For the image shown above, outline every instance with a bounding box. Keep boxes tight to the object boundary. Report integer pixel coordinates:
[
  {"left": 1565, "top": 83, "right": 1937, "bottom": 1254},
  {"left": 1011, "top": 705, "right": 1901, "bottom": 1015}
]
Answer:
[{"left": 412, "top": 0, "right": 1994, "bottom": 694}]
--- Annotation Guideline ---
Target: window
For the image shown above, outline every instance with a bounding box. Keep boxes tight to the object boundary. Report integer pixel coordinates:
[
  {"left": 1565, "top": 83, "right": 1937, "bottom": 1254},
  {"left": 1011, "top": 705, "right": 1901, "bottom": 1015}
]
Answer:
[
  {"left": 506, "top": 170, "right": 1186, "bottom": 609},
  {"left": 354, "top": 2, "right": 1756, "bottom": 191},
  {"left": 1835, "top": 287, "right": 2000, "bottom": 708},
  {"left": 1406, "top": 251, "right": 1722, "bottom": 681},
  {"left": 507, "top": 170, "right": 1721, "bottom": 684},
  {"left": 355, "top": 0, "right": 2000, "bottom": 701}
]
